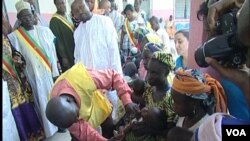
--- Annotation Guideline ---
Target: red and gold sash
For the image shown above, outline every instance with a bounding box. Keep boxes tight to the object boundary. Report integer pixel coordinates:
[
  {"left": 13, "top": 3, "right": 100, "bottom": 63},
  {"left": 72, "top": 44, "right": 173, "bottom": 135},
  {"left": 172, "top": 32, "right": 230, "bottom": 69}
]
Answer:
[
  {"left": 15, "top": 27, "right": 51, "bottom": 72},
  {"left": 125, "top": 18, "right": 136, "bottom": 47},
  {"left": 52, "top": 13, "right": 74, "bottom": 32},
  {"left": 2, "top": 53, "right": 21, "bottom": 82}
]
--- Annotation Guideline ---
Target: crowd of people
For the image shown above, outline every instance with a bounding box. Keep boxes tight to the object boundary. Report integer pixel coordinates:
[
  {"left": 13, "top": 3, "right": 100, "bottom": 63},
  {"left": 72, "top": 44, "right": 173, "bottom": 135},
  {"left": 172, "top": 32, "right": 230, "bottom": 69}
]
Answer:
[{"left": 2, "top": 0, "right": 249, "bottom": 141}]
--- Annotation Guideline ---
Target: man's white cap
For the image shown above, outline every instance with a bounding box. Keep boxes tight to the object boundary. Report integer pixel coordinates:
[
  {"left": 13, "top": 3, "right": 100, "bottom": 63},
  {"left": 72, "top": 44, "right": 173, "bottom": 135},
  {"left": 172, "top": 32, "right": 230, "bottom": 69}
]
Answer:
[{"left": 15, "top": 0, "right": 31, "bottom": 15}]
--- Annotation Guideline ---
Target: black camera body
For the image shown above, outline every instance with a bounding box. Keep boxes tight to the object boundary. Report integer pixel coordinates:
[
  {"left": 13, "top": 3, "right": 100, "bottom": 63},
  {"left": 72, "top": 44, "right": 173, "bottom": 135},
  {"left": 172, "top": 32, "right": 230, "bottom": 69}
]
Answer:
[
  {"left": 195, "top": 33, "right": 246, "bottom": 68},
  {"left": 195, "top": 9, "right": 247, "bottom": 68}
]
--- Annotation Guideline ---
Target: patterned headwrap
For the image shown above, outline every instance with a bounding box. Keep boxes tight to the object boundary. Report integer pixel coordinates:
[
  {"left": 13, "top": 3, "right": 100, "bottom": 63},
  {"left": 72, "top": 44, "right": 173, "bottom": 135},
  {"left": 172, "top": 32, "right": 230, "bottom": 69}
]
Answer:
[
  {"left": 143, "top": 42, "right": 163, "bottom": 53},
  {"left": 134, "top": 27, "right": 150, "bottom": 44},
  {"left": 172, "top": 69, "right": 227, "bottom": 113},
  {"left": 151, "top": 51, "right": 175, "bottom": 71}
]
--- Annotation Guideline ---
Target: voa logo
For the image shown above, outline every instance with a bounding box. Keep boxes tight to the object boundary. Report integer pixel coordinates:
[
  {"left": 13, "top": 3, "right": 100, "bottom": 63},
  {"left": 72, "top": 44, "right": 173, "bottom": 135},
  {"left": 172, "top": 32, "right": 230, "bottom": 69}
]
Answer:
[{"left": 226, "top": 129, "right": 247, "bottom": 136}]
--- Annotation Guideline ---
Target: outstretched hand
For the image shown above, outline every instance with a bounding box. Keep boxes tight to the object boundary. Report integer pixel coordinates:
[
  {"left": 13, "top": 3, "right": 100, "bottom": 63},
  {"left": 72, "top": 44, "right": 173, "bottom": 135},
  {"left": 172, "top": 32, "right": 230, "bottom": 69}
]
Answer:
[
  {"left": 125, "top": 103, "right": 140, "bottom": 115},
  {"left": 108, "top": 132, "right": 125, "bottom": 141},
  {"left": 205, "top": 57, "right": 250, "bottom": 108}
]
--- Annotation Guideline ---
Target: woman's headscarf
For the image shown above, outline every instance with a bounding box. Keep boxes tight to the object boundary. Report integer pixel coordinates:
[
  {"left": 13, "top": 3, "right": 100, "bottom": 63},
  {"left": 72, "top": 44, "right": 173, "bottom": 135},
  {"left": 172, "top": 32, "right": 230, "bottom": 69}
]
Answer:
[
  {"left": 143, "top": 42, "right": 163, "bottom": 53},
  {"left": 172, "top": 69, "right": 227, "bottom": 113},
  {"left": 151, "top": 51, "right": 175, "bottom": 71}
]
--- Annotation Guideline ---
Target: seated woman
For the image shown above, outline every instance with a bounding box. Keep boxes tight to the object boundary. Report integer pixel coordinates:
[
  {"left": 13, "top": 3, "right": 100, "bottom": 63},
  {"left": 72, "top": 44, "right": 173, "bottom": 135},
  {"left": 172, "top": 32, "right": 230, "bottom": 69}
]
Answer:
[
  {"left": 171, "top": 68, "right": 227, "bottom": 132},
  {"left": 119, "top": 51, "right": 177, "bottom": 141},
  {"left": 124, "top": 43, "right": 165, "bottom": 112}
]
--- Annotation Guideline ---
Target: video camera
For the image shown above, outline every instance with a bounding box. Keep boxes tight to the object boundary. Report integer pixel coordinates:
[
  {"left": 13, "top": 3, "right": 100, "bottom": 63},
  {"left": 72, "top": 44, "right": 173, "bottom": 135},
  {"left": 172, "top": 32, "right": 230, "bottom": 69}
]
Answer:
[{"left": 195, "top": 9, "right": 247, "bottom": 68}]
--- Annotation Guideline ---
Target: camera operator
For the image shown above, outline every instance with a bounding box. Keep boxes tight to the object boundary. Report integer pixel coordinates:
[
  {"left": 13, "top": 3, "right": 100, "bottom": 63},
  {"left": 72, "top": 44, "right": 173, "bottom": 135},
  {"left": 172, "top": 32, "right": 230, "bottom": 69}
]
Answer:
[{"left": 205, "top": 0, "right": 250, "bottom": 109}]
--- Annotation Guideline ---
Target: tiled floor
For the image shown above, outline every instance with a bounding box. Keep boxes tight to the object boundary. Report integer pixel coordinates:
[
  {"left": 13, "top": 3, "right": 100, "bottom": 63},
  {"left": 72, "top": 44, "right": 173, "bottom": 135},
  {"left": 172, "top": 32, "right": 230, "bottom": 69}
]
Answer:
[{"left": 45, "top": 130, "right": 71, "bottom": 141}]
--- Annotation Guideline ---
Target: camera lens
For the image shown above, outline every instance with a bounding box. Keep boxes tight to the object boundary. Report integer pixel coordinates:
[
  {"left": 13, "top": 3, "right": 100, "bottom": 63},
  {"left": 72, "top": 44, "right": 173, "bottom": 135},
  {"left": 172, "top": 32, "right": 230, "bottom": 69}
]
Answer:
[{"left": 195, "top": 46, "right": 209, "bottom": 67}]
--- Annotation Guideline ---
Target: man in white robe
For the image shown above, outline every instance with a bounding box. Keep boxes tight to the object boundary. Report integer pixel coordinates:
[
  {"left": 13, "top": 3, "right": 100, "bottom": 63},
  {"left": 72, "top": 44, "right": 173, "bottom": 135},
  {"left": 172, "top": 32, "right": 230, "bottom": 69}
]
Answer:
[
  {"left": 73, "top": 0, "right": 122, "bottom": 75},
  {"left": 13, "top": 0, "right": 49, "bottom": 29},
  {"left": 8, "top": 1, "right": 59, "bottom": 138}
]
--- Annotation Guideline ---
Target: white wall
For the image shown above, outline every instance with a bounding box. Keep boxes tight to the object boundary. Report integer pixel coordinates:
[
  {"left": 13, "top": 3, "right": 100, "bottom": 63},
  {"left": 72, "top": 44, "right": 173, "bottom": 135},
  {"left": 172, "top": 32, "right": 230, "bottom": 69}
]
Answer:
[
  {"left": 38, "top": 0, "right": 57, "bottom": 14},
  {"left": 38, "top": 0, "right": 71, "bottom": 14},
  {"left": 151, "top": 0, "right": 174, "bottom": 10},
  {"left": 5, "top": 0, "right": 17, "bottom": 13}
]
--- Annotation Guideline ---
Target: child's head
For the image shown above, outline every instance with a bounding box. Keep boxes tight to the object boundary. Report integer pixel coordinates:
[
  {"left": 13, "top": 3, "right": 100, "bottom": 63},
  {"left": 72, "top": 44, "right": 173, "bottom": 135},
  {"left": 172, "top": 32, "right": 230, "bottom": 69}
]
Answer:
[
  {"left": 130, "top": 79, "right": 145, "bottom": 107},
  {"left": 141, "top": 107, "right": 168, "bottom": 130},
  {"left": 46, "top": 94, "right": 79, "bottom": 129},
  {"left": 124, "top": 62, "right": 138, "bottom": 78},
  {"left": 147, "top": 51, "right": 175, "bottom": 86},
  {"left": 131, "top": 78, "right": 145, "bottom": 96},
  {"left": 167, "top": 127, "right": 193, "bottom": 141}
]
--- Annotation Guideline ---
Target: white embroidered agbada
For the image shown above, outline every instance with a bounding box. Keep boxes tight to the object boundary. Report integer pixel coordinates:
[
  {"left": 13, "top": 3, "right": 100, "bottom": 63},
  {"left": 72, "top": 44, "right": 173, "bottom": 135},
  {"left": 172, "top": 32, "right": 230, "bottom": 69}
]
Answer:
[
  {"left": 8, "top": 25, "right": 59, "bottom": 138},
  {"left": 74, "top": 14, "right": 122, "bottom": 75}
]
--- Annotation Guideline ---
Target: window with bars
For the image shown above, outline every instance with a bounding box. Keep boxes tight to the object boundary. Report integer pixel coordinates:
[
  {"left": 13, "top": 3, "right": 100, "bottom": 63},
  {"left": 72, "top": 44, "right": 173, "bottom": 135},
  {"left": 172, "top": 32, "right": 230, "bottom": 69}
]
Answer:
[{"left": 175, "top": 0, "right": 191, "bottom": 19}]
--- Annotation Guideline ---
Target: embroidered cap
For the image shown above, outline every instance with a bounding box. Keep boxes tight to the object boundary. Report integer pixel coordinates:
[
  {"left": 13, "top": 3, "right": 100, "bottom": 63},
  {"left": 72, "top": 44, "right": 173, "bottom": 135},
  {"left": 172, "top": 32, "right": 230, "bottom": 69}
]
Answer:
[{"left": 15, "top": 0, "right": 31, "bottom": 15}]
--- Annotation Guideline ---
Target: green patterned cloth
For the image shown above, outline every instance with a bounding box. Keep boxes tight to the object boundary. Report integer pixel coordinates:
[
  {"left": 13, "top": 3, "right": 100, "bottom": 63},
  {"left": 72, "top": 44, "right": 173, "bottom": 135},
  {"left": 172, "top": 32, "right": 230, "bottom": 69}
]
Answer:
[
  {"left": 143, "top": 84, "right": 176, "bottom": 123},
  {"left": 152, "top": 51, "right": 175, "bottom": 71},
  {"left": 124, "top": 84, "right": 177, "bottom": 141}
]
